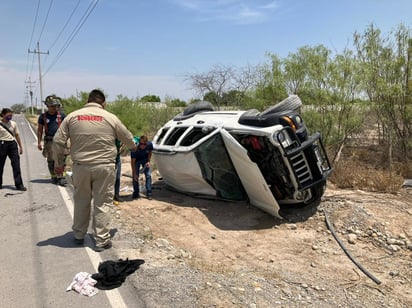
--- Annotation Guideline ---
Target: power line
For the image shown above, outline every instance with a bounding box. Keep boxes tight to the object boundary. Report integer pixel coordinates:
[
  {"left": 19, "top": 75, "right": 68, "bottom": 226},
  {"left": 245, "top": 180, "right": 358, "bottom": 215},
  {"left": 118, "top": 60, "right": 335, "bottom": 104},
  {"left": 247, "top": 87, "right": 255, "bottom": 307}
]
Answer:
[
  {"left": 42, "top": 0, "right": 81, "bottom": 71},
  {"left": 28, "top": 0, "right": 53, "bottom": 83},
  {"left": 25, "top": 0, "right": 41, "bottom": 82},
  {"left": 25, "top": 0, "right": 99, "bottom": 98},
  {"left": 37, "top": 0, "right": 54, "bottom": 43},
  {"left": 43, "top": 0, "right": 99, "bottom": 77},
  {"left": 29, "top": 52, "right": 37, "bottom": 80},
  {"left": 47, "top": 0, "right": 81, "bottom": 51},
  {"left": 28, "top": 0, "right": 41, "bottom": 49}
]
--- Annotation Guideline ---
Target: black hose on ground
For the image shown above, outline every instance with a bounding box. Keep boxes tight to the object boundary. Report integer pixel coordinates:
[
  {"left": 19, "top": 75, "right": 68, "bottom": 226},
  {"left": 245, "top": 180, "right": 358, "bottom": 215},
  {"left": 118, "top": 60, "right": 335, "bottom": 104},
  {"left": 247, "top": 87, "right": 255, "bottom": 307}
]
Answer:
[{"left": 323, "top": 209, "right": 382, "bottom": 285}]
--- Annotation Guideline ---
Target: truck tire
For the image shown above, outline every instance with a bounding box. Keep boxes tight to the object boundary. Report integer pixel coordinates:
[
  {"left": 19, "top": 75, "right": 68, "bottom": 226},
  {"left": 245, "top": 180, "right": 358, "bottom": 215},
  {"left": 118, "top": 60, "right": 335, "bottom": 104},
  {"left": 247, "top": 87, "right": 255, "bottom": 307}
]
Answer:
[
  {"left": 260, "top": 95, "right": 302, "bottom": 116},
  {"left": 183, "top": 101, "right": 214, "bottom": 115},
  {"left": 278, "top": 181, "right": 326, "bottom": 221}
]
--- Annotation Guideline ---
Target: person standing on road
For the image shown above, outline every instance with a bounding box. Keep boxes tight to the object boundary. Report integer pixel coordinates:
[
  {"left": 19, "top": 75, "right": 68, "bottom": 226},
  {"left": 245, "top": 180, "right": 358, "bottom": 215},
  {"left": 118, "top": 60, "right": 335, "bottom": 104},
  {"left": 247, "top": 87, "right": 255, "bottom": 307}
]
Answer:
[
  {"left": 131, "top": 135, "right": 153, "bottom": 200},
  {"left": 0, "top": 108, "right": 27, "bottom": 191},
  {"left": 37, "top": 95, "right": 67, "bottom": 186},
  {"left": 52, "top": 89, "right": 137, "bottom": 252}
]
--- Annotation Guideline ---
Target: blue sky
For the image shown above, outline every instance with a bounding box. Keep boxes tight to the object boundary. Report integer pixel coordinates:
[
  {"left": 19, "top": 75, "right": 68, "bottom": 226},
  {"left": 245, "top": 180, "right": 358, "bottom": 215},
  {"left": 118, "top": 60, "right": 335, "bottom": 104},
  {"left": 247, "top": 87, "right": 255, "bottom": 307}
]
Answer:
[{"left": 1, "top": 0, "right": 412, "bottom": 109}]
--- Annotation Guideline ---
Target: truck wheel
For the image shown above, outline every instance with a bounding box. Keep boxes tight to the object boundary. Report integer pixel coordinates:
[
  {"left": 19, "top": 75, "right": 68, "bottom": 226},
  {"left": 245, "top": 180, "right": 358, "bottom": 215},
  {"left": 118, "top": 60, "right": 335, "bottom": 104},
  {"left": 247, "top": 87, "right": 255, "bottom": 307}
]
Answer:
[
  {"left": 278, "top": 181, "right": 326, "bottom": 221},
  {"left": 183, "top": 101, "right": 214, "bottom": 115},
  {"left": 260, "top": 95, "right": 302, "bottom": 115}
]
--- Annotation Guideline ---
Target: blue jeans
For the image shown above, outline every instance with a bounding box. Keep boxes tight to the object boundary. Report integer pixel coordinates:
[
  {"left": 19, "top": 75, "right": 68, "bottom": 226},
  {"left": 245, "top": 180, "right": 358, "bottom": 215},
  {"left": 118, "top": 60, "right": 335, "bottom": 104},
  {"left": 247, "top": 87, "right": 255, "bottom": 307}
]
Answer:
[{"left": 133, "top": 159, "right": 152, "bottom": 197}]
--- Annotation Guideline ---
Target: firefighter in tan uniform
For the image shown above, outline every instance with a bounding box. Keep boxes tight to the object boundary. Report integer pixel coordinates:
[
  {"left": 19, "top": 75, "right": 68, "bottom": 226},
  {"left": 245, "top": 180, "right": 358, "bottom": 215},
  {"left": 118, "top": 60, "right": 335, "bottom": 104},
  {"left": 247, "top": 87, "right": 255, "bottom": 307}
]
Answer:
[{"left": 52, "top": 89, "right": 137, "bottom": 252}]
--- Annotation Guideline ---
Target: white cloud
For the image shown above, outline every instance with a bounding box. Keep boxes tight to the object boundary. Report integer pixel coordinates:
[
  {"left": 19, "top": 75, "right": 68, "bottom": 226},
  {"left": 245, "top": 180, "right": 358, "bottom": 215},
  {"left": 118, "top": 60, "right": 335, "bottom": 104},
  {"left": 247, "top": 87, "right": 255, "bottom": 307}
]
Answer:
[
  {"left": 172, "top": 0, "right": 279, "bottom": 24},
  {"left": 229, "top": 5, "right": 265, "bottom": 24},
  {"left": 259, "top": 1, "right": 279, "bottom": 10}
]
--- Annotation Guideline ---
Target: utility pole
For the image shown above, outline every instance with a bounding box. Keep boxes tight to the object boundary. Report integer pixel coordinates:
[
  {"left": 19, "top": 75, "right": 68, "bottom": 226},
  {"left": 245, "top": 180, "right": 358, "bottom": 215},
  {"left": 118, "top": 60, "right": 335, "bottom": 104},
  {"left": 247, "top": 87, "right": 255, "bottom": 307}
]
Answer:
[
  {"left": 28, "top": 42, "right": 49, "bottom": 112},
  {"left": 25, "top": 78, "right": 36, "bottom": 115}
]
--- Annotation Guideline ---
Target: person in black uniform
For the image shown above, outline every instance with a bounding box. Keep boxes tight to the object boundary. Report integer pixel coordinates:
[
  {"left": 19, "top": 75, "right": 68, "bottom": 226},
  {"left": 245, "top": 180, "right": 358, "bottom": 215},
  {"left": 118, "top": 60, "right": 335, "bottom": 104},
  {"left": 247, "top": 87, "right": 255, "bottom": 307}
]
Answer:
[{"left": 0, "top": 108, "right": 26, "bottom": 191}]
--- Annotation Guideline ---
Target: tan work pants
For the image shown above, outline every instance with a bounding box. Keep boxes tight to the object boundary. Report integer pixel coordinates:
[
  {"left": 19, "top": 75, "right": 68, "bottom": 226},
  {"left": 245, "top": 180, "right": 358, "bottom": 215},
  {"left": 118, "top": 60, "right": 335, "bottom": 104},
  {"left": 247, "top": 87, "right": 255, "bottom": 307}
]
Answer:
[
  {"left": 71, "top": 163, "right": 115, "bottom": 247},
  {"left": 43, "top": 139, "right": 67, "bottom": 178}
]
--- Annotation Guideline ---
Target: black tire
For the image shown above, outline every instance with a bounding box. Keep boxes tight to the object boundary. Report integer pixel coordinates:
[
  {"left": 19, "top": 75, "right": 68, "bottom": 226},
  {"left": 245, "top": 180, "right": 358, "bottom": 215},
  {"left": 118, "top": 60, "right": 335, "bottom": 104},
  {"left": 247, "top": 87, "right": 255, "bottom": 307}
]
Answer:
[
  {"left": 278, "top": 181, "right": 326, "bottom": 222},
  {"left": 260, "top": 95, "right": 302, "bottom": 116},
  {"left": 183, "top": 101, "right": 214, "bottom": 115}
]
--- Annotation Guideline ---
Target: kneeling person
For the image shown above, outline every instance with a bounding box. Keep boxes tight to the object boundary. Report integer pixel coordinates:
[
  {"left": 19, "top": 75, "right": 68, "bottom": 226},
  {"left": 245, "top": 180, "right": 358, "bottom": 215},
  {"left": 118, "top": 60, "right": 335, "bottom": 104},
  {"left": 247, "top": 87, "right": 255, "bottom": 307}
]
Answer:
[{"left": 131, "top": 135, "right": 153, "bottom": 200}]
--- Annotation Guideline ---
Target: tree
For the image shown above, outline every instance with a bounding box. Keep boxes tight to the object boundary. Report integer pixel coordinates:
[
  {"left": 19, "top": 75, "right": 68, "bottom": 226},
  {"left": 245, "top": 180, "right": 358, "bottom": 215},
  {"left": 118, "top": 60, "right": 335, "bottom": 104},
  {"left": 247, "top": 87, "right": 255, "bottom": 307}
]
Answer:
[
  {"left": 282, "top": 48, "right": 308, "bottom": 95},
  {"left": 354, "top": 23, "right": 412, "bottom": 164},
  {"left": 140, "top": 95, "right": 161, "bottom": 103},
  {"left": 186, "top": 64, "right": 264, "bottom": 109},
  {"left": 277, "top": 45, "right": 367, "bottom": 162},
  {"left": 326, "top": 49, "right": 365, "bottom": 163},
  {"left": 107, "top": 95, "right": 136, "bottom": 116},
  {"left": 63, "top": 91, "right": 88, "bottom": 114},
  {"left": 203, "top": 91, "right": 219, "bottom": 105},
  {"left": 166, "top": 98, "right": 187, "bottom": 107},
  {"left": 10, "top": 104, "right": 26, "bottom": 114},
  {"left": 254, "top": 54, "right": 288, "bottom": 107},
  {"left": 222, "top": 90, "right": 246, "bottom": 107},
  {"left": 186, "top": 64, "right": 236, "bottom": 109}
]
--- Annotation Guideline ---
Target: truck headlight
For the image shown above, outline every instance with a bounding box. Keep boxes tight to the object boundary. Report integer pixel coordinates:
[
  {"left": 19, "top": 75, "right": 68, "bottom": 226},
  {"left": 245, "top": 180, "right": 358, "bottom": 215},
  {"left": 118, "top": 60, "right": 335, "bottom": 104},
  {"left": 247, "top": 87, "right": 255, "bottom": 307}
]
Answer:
[{"left": 276, "top": 131, "right": 286, "bottom": 142}]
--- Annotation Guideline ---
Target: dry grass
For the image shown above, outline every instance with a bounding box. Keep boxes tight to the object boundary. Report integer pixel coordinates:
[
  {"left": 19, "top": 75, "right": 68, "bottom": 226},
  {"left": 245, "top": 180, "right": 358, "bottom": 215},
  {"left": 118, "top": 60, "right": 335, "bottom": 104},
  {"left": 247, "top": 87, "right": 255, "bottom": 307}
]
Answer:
[
  {"left": 187, "top": 259, "right": 232, "bottom": 275},
  {"left": 329, "top": 146, "right": 405, "bottom": 193}
]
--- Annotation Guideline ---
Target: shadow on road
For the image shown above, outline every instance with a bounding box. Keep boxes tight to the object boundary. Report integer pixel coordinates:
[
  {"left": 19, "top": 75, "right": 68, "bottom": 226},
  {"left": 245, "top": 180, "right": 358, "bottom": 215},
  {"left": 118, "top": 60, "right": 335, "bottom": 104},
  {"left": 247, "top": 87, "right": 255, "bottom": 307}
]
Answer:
[
  {"left": 30, "top": 178, "right": 53, "bottom": 184},
  {"left": 37, "top": 229, "right": 118, "bottom": 249},
  {"left": 37, "top": 231, "right": 86, "bottom": 248}
]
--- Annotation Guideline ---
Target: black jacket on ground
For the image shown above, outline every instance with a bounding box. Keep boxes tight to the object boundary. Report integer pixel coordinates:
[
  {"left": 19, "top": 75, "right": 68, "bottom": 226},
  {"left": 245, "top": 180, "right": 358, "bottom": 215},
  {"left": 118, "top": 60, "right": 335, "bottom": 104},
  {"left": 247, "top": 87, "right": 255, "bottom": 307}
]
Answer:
[{"left": 91, "top": 258, "right": 145, "bottom": 290}]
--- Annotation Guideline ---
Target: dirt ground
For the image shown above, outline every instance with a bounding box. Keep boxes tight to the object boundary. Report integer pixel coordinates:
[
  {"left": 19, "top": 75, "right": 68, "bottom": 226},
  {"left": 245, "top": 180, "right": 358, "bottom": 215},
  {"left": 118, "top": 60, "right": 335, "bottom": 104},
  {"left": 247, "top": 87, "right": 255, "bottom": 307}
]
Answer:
[{"left": 108, "top": 158, "right": 412, "bottom": 307}]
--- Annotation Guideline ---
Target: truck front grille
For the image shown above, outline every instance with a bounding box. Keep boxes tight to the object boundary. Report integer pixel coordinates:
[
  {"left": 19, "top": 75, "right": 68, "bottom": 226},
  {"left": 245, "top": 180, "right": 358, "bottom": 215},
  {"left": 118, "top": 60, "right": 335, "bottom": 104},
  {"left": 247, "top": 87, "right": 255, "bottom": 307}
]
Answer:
[{"left": 290, "top": 152, "right": 313, "bottom": 187}]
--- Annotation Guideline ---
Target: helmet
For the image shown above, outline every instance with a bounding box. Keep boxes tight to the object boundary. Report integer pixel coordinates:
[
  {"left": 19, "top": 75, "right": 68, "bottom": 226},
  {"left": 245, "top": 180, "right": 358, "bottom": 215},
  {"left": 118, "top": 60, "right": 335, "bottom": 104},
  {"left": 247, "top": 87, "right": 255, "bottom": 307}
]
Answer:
[{"left": 44, "top": 95, "right": 62, "bottom": 106}]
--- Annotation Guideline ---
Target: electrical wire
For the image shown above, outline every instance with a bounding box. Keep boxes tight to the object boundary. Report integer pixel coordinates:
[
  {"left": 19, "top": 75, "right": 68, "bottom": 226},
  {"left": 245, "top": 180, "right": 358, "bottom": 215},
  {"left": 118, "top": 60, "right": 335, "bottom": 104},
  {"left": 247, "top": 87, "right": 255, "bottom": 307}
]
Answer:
[
  {"left": 29, "top": 53, "right": 37, "bottom": 81},
  {"left": 28, "top": 0, "right": 53, "bottom": 81},
  {"left": 25, "top": 0, "right": 99, "bottom": 99},
  {"left": 42, "top": 0, "right": 81, "bottom": 71},
  {"left": 28, "top": 0, "right": 41, "bottom": 51},
  {"left": 25, "top": 0, "right": 41, "bottom": 82},
  {"left": 47, "top": 0, "right": 81, "bottom": 51},
  {"left": 37, "top": 0, "right": 54, "bottom": 43},
  {"left": 43, "top": 0, "right": 99, "bottom": 77}
]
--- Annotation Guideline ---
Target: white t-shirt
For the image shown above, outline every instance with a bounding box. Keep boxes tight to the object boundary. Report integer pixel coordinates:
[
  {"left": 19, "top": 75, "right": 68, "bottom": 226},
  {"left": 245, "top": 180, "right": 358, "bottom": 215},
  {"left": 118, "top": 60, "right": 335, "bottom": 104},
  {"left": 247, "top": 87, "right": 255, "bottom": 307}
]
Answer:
[{"left": 0, "top": 120, "right": 19, "bottom": 141}]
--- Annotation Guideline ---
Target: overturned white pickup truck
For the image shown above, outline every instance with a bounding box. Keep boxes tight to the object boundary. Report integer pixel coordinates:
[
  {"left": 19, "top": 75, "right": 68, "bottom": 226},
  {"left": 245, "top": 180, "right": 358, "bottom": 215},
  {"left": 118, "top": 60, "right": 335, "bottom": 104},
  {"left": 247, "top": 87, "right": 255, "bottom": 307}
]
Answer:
[{"left": 152, "top": 95, "right": 332, "bottom": 218}]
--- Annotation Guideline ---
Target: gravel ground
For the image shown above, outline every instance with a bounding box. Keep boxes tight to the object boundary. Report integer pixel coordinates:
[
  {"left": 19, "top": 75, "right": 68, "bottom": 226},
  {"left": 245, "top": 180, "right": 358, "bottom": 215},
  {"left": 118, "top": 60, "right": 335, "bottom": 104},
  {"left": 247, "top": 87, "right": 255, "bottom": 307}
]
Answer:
[{"left": 106, "top": 169, "right": 412, "bottom": 307}]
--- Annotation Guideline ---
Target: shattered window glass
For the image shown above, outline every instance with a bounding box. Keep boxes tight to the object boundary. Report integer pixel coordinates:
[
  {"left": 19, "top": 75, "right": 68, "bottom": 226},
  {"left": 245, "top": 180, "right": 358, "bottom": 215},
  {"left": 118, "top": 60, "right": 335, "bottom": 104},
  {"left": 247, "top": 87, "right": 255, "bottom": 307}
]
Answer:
[{"left": 195, "top": 134, "right": 246, "bottom": 200}]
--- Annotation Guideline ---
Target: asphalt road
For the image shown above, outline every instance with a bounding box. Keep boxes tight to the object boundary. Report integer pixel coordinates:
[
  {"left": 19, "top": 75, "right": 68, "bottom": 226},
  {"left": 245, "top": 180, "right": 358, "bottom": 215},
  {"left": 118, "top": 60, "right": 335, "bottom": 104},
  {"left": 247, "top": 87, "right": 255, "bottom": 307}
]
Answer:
[{"left": 0, "top": 114, "right": 144, "bottom": 307}]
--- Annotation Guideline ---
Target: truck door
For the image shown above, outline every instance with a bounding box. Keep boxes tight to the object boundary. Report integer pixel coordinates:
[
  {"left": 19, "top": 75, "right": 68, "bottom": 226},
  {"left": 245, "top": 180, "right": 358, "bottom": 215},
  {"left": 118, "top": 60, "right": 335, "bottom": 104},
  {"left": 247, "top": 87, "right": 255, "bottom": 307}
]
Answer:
[{"left": 220, "top": 129, "right": 281, "bottom": 218}]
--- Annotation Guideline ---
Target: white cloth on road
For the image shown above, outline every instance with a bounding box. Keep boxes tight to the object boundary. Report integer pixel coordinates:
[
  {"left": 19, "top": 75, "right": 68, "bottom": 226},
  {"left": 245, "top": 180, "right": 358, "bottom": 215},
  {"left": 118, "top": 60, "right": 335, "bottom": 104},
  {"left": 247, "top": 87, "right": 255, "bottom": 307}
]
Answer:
[{"left": 66, "top": 272, "right": 98, "bottom": 296}]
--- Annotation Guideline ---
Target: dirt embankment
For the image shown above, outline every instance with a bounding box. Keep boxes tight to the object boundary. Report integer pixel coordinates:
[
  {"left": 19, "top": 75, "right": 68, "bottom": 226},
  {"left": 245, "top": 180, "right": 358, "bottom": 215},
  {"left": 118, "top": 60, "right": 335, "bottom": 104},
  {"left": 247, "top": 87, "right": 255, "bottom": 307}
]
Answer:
[{"left": 108, "top": 160, "right": 412, "bottom": 307}]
